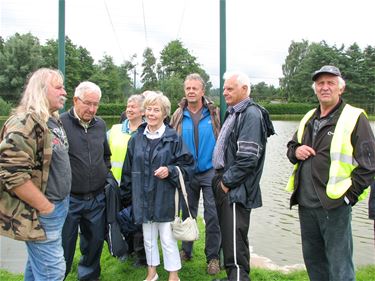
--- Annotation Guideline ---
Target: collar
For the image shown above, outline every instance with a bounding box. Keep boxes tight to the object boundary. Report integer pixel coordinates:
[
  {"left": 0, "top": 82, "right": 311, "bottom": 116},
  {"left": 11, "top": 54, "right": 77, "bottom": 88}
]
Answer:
[
  {"left": 73, "top": 107, "right": 91, "bottom": 129},
  {"left": 144, "top": 123, "right": 166, "bottom": 139}
]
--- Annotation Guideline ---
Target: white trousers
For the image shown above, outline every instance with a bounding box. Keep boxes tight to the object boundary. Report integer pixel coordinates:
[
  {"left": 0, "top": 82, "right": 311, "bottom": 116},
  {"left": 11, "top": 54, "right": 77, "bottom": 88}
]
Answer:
[{"left": 142, "top": 222, "right": 181, "bottom": 272}]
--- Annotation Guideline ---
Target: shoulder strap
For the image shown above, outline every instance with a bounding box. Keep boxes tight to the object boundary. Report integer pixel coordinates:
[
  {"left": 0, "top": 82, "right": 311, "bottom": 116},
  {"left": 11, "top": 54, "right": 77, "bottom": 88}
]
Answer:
[{"left": 174, "top": 166, "right": 193, "bottom": 218}]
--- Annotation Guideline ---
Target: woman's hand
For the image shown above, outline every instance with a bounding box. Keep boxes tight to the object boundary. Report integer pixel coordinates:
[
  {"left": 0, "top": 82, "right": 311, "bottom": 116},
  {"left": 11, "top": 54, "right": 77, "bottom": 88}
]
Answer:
[{"left": 154, "top": 166, "right": 169, "bottom": 179}]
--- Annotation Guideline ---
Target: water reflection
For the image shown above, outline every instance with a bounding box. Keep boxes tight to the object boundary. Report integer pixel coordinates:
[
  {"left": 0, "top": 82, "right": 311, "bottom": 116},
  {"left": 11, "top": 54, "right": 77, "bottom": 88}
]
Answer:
[{"left": 250, "top": 120, "right": 375, "bottom": 267}]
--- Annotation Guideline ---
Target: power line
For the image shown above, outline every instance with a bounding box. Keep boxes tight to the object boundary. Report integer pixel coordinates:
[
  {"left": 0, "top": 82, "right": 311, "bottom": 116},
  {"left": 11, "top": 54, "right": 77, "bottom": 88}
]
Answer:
[
  {"left": 103, "top": 0, "right": 125, "bottom": 62},
  {"left": 141, "top": 0, "right": 148, "bottom": 46}
]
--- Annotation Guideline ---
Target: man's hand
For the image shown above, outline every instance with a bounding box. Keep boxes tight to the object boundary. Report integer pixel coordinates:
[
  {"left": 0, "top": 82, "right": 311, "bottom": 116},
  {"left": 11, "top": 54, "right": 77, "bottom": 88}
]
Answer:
[
  {"left": 220, "top": 181, "right": 229, "bottom": 193},
  {"left": 295, "top": 145, "right": 316, "bottom": 161}
]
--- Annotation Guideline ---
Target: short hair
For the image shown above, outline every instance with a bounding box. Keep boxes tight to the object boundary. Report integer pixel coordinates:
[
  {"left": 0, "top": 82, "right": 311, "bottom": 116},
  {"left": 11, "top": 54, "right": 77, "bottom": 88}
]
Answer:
[
  {"left": 143, "top": 91, "right": 171, "bottom": 117},
  {"left": 311, "top": 76, "right": 346, "bottom": 93},
  {"left": 223, "top": 71, "right": 251, "bottom": 96},
  {"left": 15, "top": 68, "right": 64, "bottom": 122},
  {"left": 184, "top": 73, "right": 205, "bottom": 89},
  {"left": 127, "top": 94, "right": 145, "bottom": 109},
  {"left": 74, "top": 81, "right": 102, "bottom": 99}
]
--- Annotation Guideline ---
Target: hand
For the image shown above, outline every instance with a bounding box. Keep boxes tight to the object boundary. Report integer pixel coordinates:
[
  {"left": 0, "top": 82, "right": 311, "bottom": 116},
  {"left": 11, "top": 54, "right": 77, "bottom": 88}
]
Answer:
[
  {"left": 220, "top": 181, "right": 229, "bottom": 193},
  {"left": 38, "top": 201, "right": 55, "bottom": 215},
  {"left": 295, "top": 145, "right": 316, "bottom": 161},
  {"left": 154, "top": 166, "right": 169, "bottom": 179}
]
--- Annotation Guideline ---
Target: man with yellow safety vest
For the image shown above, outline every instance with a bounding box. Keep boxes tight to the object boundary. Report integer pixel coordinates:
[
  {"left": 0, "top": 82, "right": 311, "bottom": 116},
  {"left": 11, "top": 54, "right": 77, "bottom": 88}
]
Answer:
[
  {"left": 108, "top": 94, "right": 146, "bottom": 267},
  {"left": 286, "top": 65, "right": 375, "bottom": 281}
]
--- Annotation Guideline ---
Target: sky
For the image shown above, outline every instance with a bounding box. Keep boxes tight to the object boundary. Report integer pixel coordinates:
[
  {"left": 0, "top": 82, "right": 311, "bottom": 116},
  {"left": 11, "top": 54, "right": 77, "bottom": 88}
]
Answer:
[{"left": 1, "top": 0, "right": 375, "bottom": 88}]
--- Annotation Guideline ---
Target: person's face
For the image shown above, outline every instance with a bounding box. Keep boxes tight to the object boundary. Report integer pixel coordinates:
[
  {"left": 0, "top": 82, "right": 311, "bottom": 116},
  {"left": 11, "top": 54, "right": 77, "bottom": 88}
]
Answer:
[
  {"left": 314, "top": 74, "right": 343, "bottom": 108},
  {"left": 47, "top": 77, "right": 67, "bottom": 113},
  {"left": 73, "top": 91, "right": 100, "bottom": 122},
  {"left": 126, "top": 100, "right": 143, "bottom": 121},
  {"left": 145, "top": 103, "right": 165, "bottom": 131},
  {"left": 223, "top": 76, "right": 248, "bottom": 106},
  {"left": 184, "top": 79, "right": 204, "bottom": 104}
]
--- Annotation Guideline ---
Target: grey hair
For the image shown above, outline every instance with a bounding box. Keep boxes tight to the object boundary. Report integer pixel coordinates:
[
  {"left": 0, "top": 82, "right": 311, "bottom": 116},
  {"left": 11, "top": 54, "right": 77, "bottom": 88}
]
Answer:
[
  {"left": 143, "top": 91, "right": 171, "bottom": 117},
  {"left": 184, "top": 73, "right": 205, "bottom": 89},
  {"left": 223, "top": 71, "right": 251, "bottom": 96},
  {"left": 127, "top": 94, "right": 145, "bottom": 109},
  {"left": 311, "top": 76, "right": 346, "bottom": 93},
  {"left": 14, "top": 68, "right": 64, "bottom": 122},
  {"left": 74, "top": 81, "right": 102, "bottom": 99}
]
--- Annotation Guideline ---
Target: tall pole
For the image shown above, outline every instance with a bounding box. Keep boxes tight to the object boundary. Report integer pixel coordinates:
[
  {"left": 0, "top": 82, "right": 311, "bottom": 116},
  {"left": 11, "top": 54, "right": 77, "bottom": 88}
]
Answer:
[
  {"left": 219, "top": 0, "right": 227, "bottom": 124},
  {"left": 58, "top": 0, "right": 66, "bottom": 111}
]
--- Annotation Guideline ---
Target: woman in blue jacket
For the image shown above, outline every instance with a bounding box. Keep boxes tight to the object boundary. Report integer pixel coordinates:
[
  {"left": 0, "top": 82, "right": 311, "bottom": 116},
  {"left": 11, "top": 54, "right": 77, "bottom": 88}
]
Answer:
[{"left": 120, "top": 92, "right": 194, "bottom": 281}]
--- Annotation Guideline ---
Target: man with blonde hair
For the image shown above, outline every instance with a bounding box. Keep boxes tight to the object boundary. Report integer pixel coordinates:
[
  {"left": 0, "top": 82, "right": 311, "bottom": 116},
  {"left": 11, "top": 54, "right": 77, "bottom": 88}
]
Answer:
[{"left": 0, "top": 68, "right": 71, "bottom": 280}]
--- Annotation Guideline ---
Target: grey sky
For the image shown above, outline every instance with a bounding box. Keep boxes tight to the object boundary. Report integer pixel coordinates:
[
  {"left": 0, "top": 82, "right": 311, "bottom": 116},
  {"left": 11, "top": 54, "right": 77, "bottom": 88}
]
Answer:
[{"left": 1, "top": 0, "right": 375, "bottom": 88}]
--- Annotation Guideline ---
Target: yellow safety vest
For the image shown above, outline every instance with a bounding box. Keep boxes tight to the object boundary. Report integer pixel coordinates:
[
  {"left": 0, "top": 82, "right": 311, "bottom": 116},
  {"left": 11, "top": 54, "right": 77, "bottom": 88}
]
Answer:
[
  {"left": 108, "top": 124, "right": 132, "bottom": 184},
  {"left": 286, "top": 104, "right": 369, "bottom": 200}
]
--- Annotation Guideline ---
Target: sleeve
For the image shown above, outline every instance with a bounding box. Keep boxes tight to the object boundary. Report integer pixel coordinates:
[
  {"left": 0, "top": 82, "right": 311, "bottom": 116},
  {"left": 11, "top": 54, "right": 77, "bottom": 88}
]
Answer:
[
  {"left": 221, "top": 108, "right": 265, "bottom": 189},
  {"left": 345, "top": 113, "right": 375, "bottom": 203},
  {"left": 0, "top": 117, "right": 36, "bottom": 190},
  {"left": 286, "top": 132, "right": 300, "bottom": 164},
  {"left": 103, "top": 127, "right": 112, "bottom": 170},
  {"left": 166, "top": 135, "right": 195, "bottom": 189}
]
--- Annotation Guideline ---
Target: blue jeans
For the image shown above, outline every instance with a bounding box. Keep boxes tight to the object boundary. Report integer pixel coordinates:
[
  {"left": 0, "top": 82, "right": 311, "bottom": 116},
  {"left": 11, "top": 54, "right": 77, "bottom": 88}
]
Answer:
[
  {"left": 299, "top": 204, "right": 355, "bottom": 281},
  {"left": 24, "top": 196, "right": 69, "bottom": 281}
]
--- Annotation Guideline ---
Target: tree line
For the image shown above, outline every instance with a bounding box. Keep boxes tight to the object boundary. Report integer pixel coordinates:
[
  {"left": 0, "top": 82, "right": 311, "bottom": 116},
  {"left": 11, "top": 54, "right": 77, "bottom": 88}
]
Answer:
[{"left": 0, "top": 33, "right": 374, "bottom": 114}]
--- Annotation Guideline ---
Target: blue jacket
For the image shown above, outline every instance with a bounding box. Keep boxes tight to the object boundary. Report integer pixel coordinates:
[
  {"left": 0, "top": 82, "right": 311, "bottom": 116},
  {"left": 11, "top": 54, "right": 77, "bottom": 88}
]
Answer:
[{"left": 120, "top": 123, "right": 195, "bottom": 224}]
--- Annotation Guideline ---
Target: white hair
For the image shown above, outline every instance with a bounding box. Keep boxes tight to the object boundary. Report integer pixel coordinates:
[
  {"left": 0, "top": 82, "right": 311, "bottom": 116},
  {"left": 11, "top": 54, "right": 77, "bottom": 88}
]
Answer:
[
  {"left": 74, "top": 81, "right": 102, "bottom": 99},
  {"left": 223, "top": 71, "right": 251, "bottom": 96},
  {"left": 312, "top": 76, "right": 346, "bottom": 93}
]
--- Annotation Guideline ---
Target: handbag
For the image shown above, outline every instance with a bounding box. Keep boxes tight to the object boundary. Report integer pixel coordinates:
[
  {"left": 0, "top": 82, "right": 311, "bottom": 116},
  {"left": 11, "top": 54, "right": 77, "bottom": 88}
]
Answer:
[{"left": 170, "top": 166, "right": 199, "bottom": 241}]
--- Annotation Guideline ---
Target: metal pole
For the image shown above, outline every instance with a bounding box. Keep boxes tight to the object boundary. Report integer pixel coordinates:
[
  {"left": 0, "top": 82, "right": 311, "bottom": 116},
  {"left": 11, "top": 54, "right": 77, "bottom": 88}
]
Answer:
[
  {"left": 219, "top": 0, "right": 227, "bottom": 124},
  {"left": 58, "top": 0, "right": 66, "bottom": 111}
]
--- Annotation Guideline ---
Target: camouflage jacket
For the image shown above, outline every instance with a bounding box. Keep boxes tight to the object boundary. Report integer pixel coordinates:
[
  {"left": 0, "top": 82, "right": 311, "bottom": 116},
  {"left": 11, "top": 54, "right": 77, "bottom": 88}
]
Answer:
[{"left": 0, "top": 112, "right": 52, "bottom": 241}]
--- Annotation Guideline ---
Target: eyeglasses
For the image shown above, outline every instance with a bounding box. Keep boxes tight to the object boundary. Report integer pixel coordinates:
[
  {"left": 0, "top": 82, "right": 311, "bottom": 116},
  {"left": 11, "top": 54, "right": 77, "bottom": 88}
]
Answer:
[{"left": 77, "top": 97, "right": 99, "bottom": 108}]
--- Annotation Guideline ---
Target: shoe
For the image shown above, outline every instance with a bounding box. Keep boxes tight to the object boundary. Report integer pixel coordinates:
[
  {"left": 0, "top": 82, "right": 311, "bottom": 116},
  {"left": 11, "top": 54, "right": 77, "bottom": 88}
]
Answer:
[
  {"left": 179, "top": 250, "right": 192, "bottom": 261},
  {"left": 207, "top": 258, "right": 220, "bottom": 275},
  {"left": 143, "top": 273, "right": 158, "bottom": 281}
]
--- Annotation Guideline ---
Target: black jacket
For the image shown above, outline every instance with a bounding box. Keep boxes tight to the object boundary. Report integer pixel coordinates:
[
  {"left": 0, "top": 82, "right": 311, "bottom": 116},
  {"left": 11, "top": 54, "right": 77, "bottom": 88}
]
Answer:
[
  {"left": 60, "top": 108, "right": 111, "bottom": 195},
  {"left": 221, "top": 100, "right": 273, "bottom": 209},
  {"left": 287, "top": 100, "right": 375, "bottom": 209},
  {"left": 120, "top": 123, "right": 195, "bottom": 224}
]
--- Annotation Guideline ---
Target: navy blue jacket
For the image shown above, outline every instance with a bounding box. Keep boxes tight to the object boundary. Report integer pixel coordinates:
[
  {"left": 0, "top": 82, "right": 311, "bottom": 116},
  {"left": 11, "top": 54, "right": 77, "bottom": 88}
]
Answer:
[
  {"left": 120, "top": 123, "right": 195, "bottom": 224},
  {"left": 60, "top": 108, "right": 111, "bottom": 195}
]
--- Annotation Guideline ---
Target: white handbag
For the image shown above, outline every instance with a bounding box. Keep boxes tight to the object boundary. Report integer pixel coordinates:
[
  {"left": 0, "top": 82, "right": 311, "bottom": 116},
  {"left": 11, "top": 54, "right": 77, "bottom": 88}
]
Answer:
[{"left": 170, "top": 166, "right": 199, "bottom": 241}]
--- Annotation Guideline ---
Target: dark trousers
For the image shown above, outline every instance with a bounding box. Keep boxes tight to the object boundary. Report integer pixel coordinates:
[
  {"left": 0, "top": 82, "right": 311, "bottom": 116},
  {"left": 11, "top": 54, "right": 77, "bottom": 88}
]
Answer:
[
  {"left": 213, "top": 174, "right": 251, "bottom": 281},
  {"left": 62, "top": 192, "right": 106, "bottom": 280},
  {"left": 298, "top": 204, "right": 355, "bottom": 281},
  {"left": 180, "top": 169, "right": 221, "bottom": 262}
]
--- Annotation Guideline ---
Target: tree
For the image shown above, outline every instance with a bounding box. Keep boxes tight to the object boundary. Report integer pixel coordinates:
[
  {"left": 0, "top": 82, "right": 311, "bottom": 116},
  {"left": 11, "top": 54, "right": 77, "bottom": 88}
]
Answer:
[
  {"left": 141, "top": 47, "right": 158, "bottom": 91},
  {"left": 0, "top": 33, "right": 44, "bottom": 103}
]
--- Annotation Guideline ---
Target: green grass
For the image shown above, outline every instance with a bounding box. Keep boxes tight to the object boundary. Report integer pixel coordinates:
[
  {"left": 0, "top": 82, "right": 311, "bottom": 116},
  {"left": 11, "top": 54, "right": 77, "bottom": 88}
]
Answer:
[{"left": 1, "top": 218, "right": 374, "bottom": 281}]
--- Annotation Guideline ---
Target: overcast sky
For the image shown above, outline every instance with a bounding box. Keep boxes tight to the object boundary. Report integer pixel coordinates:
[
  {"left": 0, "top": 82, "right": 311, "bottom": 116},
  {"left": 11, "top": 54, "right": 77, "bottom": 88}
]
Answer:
[{"left": 1, "top": 0, "right": 375, "bottom": 88}]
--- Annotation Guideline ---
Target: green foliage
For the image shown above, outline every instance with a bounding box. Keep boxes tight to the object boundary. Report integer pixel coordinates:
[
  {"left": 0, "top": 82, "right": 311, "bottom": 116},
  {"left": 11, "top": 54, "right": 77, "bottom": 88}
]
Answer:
[
  {"left": 263, "top": 103, "right": 316, "bottom": 115},
  {"left": 0, "top": 97, "right": 12, "bottom": 116},
  {"left": 96, "top": 103, "right": 125, "bottom": 117}
]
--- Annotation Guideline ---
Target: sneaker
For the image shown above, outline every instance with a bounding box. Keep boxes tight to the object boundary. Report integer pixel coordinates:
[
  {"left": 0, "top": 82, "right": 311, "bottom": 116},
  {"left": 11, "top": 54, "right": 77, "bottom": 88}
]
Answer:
[
  {"left": 207, "top": 258, "right": 220, "bottom": 275},
  {"left": 179, "top": 250, "right": 192, "bottom": 261}
]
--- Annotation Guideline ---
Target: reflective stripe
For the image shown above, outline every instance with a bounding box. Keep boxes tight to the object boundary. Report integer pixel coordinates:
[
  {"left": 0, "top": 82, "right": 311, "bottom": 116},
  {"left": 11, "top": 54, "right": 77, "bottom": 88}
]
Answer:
[
  {"left": 285, "top": 109, "right": 316, "bottom": 192},
  {"left": 108, "top": 124, "right": 132, "bottom": 184}
]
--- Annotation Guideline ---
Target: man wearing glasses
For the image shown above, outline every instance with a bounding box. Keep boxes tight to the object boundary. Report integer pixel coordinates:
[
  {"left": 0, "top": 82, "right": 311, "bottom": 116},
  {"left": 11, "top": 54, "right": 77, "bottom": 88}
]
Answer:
[{"left": 61, "top": 81, "right": 112, "bottom": 281}]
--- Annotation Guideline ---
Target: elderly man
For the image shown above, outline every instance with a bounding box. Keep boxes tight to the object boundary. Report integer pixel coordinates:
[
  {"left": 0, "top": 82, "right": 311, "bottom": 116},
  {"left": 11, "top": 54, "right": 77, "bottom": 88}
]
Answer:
[
  {"left": 61, "top": 81, "right": 111, "bottom": 281},
  {"left": 211, "top": 71, "right": 274, "bottom": 281},
  {"left": 0, "top": 68, "right": 71, "bottom": 280},
  {"left": 286, "top": 65, "right": 375, "bottom": 281}
]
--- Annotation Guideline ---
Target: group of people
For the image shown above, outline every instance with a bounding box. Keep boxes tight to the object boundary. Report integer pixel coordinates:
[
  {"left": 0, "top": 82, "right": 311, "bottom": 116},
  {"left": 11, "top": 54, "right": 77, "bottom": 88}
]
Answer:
[{"left": 0, "top": 65, "right": 374, "bottom": 281}]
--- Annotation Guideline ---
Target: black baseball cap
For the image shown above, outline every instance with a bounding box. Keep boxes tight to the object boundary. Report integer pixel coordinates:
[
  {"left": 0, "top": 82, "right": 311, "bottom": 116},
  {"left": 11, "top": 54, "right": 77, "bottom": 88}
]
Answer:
[{"left": 312, "top": 65, "right": 341, "bottom": 81}]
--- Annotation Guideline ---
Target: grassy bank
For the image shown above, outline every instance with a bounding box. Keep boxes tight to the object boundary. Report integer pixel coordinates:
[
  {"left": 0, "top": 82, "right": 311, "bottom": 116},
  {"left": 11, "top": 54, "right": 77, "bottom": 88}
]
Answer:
[{"left": 1, "top": 218, "right": 374, "bottom": 281}]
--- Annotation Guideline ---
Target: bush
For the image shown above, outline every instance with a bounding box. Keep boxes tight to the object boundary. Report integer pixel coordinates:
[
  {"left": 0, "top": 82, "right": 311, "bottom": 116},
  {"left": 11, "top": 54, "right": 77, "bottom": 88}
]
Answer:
[
  {"left": 262, "top": 103, "right": 316, "bottom": 115},
  {"left": 97, "top": 103, "right": 124, "bottom": 116},
  {"left": 0, "top": 98, "right": 12, "bottom": 116}
]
